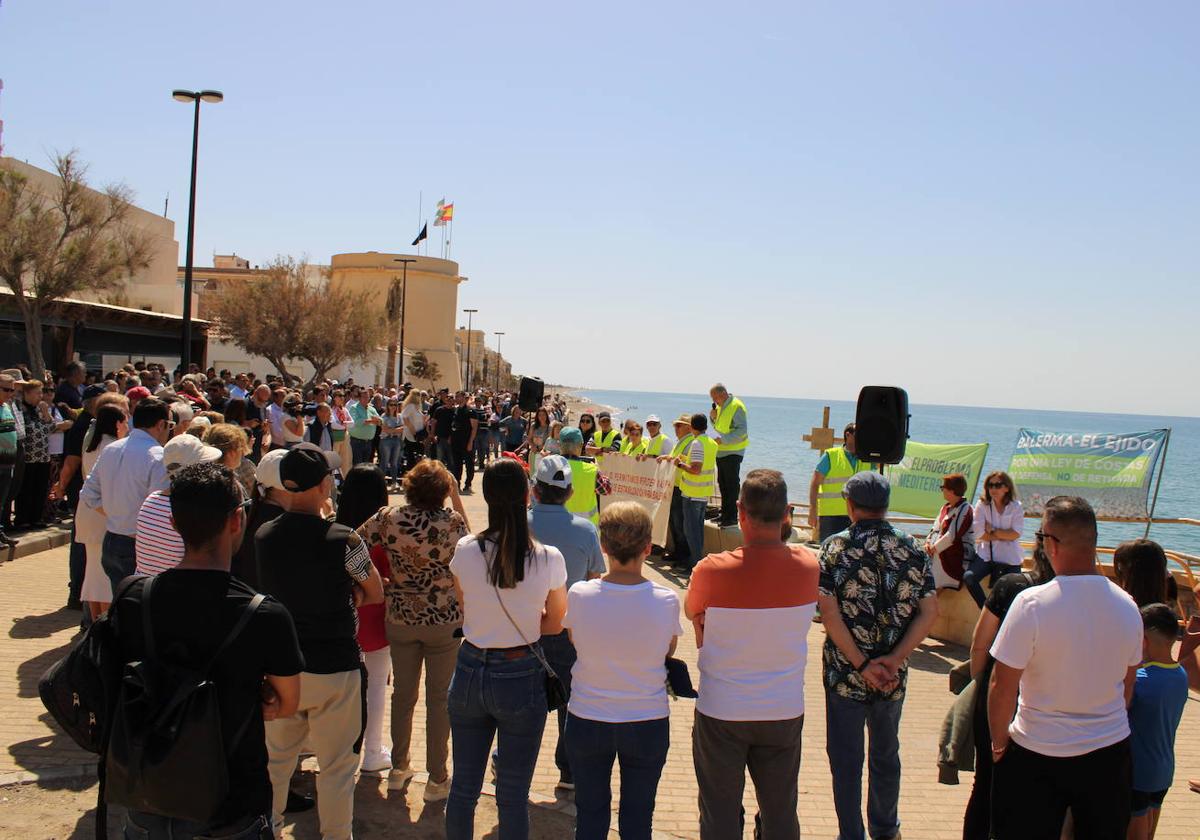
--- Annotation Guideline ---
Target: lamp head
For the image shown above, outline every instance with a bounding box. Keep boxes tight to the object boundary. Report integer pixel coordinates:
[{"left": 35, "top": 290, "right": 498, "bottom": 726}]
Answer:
[
  {"left": 199, "top": 90, "right": 224, "bottom": 103},
  {"left": 172, "top": 90, "right": 197, "bottom": 102}
]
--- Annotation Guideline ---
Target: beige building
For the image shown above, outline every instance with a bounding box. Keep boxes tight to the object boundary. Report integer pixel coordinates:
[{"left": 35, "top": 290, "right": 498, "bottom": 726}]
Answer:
[
  {"left": 0, "top": 157, "right": 187, "bottom": 317},
  {"left": 191, "top": 251, "right": 492, "bottom": 390},
  {"left": 330, "top": 252, "right": 467, "bottom": 390}
]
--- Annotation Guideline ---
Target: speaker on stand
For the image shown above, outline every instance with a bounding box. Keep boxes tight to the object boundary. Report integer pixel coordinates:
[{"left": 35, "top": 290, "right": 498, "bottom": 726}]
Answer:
[
  {"left": 854, "top": 386, "right": 910, "bottom": 466},
  {"left": 518, "top": 377, "right": 545, "bottom": 412}
]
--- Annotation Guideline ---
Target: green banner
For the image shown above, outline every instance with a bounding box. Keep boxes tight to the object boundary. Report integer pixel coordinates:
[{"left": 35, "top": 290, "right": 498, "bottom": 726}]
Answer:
[
  {"left": 1008, "top": 428, "right": 1169, "bottom": 518},
  {"left": 884, "top": 441, "right": 990, "bottom": 519}
]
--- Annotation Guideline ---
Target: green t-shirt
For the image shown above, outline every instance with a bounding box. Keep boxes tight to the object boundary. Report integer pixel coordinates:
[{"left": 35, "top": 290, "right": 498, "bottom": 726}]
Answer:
[
  {"left": 348, "top": 401, "right": 380, "bottom": 440},
  {"left": 0, "top": 402, "right": 17, "bottom": 455}
]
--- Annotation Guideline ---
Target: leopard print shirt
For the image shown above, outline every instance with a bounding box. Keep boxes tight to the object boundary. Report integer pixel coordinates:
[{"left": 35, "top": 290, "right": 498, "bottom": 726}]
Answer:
[{"left": 359, "top": 504, "right": 468, "bottom": 626}]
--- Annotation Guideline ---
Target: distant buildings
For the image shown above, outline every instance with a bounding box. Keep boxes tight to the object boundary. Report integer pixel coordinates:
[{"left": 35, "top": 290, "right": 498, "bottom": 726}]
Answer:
[{"left": 0, "top": 156, "right": 512, "bottom": 388}]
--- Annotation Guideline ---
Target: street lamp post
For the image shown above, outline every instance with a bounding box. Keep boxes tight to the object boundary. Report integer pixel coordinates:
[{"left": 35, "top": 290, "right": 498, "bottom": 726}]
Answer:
[
  {"left": 494, "top": 331, "right": 505, "bottom": 390},
  {"left": 462, "top": 308, "right": 478, "bottom": 392},
  {"left": 172, "top": 89, "right": 223, "bottom": 373},
  {"left": 392, "top": 258, "right": 416, "bottom": 385}
]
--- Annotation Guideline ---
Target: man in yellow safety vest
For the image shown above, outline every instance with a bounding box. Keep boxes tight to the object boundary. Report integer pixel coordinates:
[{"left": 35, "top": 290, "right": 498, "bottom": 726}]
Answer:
[
  {"left": 807, "top": 422, "right": 874, "bottom": 542},
  {"left": 710, "top": 384, "right": 748, "bottom": 527},
  {"left": 673, "top": 412, "right": 718, "bottom": 572},
  {"left": 642, "top": 415, "right": 672, "bottom": 458},
  {"left": 586, "top": 411, "right": 621, "bottom": 461},
  {"left": 659, "top": 414, "right": 694, "bottom": 567}
]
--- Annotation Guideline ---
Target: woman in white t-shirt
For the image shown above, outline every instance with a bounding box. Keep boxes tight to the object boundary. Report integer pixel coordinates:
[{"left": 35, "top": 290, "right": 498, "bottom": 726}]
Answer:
[
  {"left": 77, "top": 405, "right": 126, "bottom": 618},
  {"left": 968, "top": 471, "right": 1025, "bottom": 607},
  {"left": 399, "top": 389, "right": 425, "bottom": 475},
  {"left": 563, "top": 501, "right": 681, "bottom": 840},
  {"left": 446, "top": 458, "right": 567, "bottom": 840}
]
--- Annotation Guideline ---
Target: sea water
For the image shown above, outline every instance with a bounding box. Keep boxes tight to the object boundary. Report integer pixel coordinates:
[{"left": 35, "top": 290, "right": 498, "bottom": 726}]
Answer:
[{"left": 575, "top": 389, "right": 1200, "bottom": 558}]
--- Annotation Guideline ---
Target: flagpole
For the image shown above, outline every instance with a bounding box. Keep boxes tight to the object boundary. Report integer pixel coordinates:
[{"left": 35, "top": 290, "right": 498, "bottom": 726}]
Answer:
[
  {"left": 417, "top": 192, "right": 422, "bottom": 255},
  {"left": 448, "top": 216, "right": 453, "bottom": 259}
]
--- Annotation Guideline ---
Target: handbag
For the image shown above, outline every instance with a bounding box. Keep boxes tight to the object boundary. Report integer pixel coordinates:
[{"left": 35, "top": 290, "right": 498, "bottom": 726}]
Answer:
[{"left": 491, "top": 584, "right": 568, "bottom": 712}]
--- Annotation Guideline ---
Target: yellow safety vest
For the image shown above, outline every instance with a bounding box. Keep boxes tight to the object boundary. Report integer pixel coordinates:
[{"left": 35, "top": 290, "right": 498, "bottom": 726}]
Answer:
[
  {"left": 713, "top": 396, "right": 749, "bottom": 454},
  {"left": 817, "top": 447, "right": 874, "bottom": 517},
  {"left": 565, "top": 458, "right": 600, "bottom": 525},
  {"left": 679, "top": 436, "right": 718, "bottom": 500},
  {"left": 670, "top": 434, "right": 694, "bottom": 489},
  {"left": 593, "top": 429, "right": 619, "bottom": 452},
  {"left": 645, "top": 433, "right": 669, "bottom": 457},
  {"left": 620, "top": 438, "right": 647, "bottom": 457}
]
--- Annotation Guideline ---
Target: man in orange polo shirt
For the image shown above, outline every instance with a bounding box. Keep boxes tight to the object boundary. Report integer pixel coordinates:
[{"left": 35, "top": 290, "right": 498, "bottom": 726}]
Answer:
[{"left": 685, "top": 469, "right": 819, "bottom": 840}]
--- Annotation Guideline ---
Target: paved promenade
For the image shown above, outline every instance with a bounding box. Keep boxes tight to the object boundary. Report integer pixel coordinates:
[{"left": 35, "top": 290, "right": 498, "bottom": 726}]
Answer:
[{"left": 3, "top": 493, "right": 1198, "bottom": 838}]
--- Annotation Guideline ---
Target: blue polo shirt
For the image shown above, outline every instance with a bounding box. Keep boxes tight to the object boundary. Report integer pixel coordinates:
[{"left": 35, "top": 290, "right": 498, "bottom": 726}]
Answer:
[{"left": 529, "top": 502, "right": 606, "bottom": 588}]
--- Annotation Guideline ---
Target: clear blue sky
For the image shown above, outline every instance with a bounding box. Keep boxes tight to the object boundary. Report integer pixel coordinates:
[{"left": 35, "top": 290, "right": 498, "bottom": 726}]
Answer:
[{"left": 3, "top": 2, "right": 1198, "bottom": 416}]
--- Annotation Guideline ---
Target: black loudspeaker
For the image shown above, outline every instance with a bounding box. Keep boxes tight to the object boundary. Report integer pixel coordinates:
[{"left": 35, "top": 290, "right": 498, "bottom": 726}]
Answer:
[
  {"left": 854, "top": 386, "right": 910, "bottom": 464},
  {"left": 518, "top": 376, "right": 545, "bottom": 412}
]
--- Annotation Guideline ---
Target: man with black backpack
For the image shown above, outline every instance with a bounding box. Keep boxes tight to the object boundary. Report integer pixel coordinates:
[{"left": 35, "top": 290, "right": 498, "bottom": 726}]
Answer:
[
  {"left": 107, "top": 462, "right": 304, "bottom": 839},
  {"left": 256, "top": 443, "right": 384, "bottom": 840}
]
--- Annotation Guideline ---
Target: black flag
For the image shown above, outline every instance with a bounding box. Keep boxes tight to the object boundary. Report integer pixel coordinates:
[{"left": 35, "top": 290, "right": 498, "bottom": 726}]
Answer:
[{"left": 411, "top": 223, "right": 428, "bottom": 247}]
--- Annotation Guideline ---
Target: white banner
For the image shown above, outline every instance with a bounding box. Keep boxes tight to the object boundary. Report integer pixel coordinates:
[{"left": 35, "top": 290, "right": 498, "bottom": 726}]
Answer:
[{"left": 596, "top": 453, "right": 677, "bottom": 546}]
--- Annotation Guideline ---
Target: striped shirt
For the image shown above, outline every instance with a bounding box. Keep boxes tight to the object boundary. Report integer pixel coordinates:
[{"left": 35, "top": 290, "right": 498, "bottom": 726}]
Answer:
[{"left": 135, "top": 491, "right": 185, "bottom": 576}]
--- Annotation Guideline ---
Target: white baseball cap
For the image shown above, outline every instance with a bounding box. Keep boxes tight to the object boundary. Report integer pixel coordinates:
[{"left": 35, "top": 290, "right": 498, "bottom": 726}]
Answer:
[
  {"left": 646, "top": 415, "right": 661, "bottom": 424},
  {"left": 162, "top": 434, "right": 223, "bottom": 474},
  {"left": 255, "top": 448, "right": 288, "bottom": 492}
]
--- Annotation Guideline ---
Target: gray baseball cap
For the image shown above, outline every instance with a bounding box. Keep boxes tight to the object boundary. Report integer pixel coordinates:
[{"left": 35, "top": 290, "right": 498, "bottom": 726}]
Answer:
[{"left": 843, "top": 471, "right": 890, "bottom": 509}]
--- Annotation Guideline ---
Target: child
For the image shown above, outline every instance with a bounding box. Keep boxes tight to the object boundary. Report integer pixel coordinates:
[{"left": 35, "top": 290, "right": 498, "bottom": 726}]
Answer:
[{"left": 1127, "top": 603, "right": 1189, "bottom": 840}]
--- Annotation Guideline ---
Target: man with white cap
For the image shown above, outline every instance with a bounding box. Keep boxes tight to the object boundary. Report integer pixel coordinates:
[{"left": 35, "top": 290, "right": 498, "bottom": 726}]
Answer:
[
  {"left": 529, "top": 453, "right": 607, "bottom": 792},
  {"left": 134, "top": 435, "right": 224, "bottom": 576},
  {"left": 257, "top": 443, "right": 384, "bottom": 840},
  {"left": 643, "top": 415, "right": 672, "bottom": 458},
  {"left": 229, "top": 449, "right": 289, "bottom": 590}
]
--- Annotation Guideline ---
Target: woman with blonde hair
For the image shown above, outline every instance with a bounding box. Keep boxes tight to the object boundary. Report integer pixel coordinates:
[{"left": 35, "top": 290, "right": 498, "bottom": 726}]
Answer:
[
  {"left": 967, "top": 470, "right": 1024, "bottom": 607},
  {"left": 203, "top": 422, "right": 256, "bottom": 496}
]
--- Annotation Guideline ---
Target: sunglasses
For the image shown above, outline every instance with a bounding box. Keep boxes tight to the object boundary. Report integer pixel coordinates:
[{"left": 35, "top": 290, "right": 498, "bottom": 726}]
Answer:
[
  {"left": 1034, "top": 530, "right": 1061, "bottom": 545},
  {"left": 987, "top": 482, "right": 1007, "bottom": 489},
  {"left": 229, "top": 498, "right": 252, "bottom": 515}
]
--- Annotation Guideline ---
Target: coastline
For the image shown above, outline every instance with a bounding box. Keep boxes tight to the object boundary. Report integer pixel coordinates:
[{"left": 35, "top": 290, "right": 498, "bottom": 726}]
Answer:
[{"left": 559, "top": 388, "right": 620, "bottom": 420}]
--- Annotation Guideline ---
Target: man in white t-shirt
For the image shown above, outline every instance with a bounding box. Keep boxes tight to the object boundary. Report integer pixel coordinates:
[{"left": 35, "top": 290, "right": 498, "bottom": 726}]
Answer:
[{"left": 988, "top": 495, "right": 1142, "bottom": 840}]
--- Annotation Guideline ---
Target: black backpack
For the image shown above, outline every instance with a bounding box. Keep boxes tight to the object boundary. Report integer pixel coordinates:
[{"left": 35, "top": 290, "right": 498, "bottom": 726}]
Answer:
[
  {"left": 39, "top": 578, "right": 139, "bottom": 753},
  {"left": 104, "top": 575, "right": 264, "bottom": 823}
]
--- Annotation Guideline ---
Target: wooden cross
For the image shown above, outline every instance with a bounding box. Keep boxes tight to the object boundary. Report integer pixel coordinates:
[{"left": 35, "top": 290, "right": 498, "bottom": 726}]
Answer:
[{"left": 803, "top": 406, "right": 844, "bottom": 452}]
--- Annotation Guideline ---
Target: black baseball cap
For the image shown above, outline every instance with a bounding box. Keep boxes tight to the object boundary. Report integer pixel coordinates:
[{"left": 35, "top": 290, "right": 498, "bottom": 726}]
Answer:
[{"left": 279, "top": 443, "right": 341, "bottom": 492}]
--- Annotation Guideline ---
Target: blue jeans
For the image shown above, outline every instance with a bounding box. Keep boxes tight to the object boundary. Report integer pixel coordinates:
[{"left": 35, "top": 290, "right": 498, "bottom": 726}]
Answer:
[
  {"left": 124, "top": 811, "right": 270, "bottom": 839},
  {"left": 378, "top": 437, "right": 403, "bottom": 479},
  {"left": 539, "top": 630, "right": 577, "bottom": 782},
  {"left": 436, "top": 438, "right": 456, "bottom": 471},
  {"left": 446, "top": 642, "right": 549, "bottom": 840},
  {"left": 681, "top": 498, "right": 708, "bottom": 569},
  {"left": 101, "top": 531, "right": 137, "bottom": 594},
  {"left": 565, "top": 714, "right": 670, "bottom": 840},
  {"left": 349, "top": 436, "right": 374, "bottom": 465},
  {"left": 962, "top": 555, "right": 1021, "bottom": 608},
  {"left": 825, "top": 690, "right": 903, "bottom": 840}
]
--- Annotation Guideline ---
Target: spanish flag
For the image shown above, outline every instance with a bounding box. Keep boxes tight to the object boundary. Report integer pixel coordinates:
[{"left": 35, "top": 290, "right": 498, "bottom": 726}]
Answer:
[{"left": 434, "top": 200, "right": 454, "bottom": 226}]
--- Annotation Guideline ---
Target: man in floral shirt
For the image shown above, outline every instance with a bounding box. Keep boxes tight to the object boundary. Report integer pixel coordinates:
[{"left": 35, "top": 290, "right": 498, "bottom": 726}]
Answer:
[{"left": 817, "top": 471, "right": 938, "bottom": 840}]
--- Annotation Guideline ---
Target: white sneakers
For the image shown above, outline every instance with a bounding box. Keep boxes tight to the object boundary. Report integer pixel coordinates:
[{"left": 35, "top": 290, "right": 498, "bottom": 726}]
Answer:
[{"left": 360, "top": 749, "right": 392, "bottom": 776}]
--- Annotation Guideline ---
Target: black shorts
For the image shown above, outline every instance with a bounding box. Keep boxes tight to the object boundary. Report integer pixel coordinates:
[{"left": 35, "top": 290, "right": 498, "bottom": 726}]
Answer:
[{"left": 1131, "top": 788, "right": 1168, "bottom": 816}]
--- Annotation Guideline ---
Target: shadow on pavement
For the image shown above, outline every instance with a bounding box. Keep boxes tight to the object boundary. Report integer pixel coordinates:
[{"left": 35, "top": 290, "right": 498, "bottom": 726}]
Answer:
[{"left": 9, "top": 605, "right": 80, "bottom": 639}]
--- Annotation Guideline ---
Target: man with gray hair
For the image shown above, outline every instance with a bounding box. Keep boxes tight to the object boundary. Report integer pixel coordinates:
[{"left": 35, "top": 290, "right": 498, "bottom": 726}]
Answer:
[
  {"left": 709, "top": 383, "right": 749, "bottom": 527},
  {"left": 818, "top": 471, "right": 937, "bottom": 840}
]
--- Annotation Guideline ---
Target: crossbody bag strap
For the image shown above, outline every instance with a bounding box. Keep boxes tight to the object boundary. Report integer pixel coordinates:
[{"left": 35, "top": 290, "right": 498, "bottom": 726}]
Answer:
[{"left": 488, "top": 557, "right": 559, "bottom": 680}]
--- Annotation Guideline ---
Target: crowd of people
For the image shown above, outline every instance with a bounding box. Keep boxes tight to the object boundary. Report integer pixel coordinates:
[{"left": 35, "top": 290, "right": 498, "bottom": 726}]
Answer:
[{"left": 6, "top": 360, "right": 1200, "bottom": 840}]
